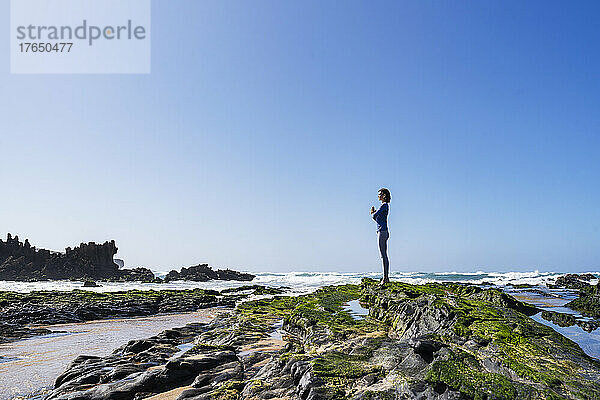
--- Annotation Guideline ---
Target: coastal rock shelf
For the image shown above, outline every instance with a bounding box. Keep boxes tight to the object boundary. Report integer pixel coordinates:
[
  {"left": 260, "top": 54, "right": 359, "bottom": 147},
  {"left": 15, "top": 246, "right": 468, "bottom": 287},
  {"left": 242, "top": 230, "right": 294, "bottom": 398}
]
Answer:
[
  {"left": 0, "top": 285, "right": 283, "bottom": 344},
  {"left": 42, "top": 280, "right": 600, "bottom": 399}
]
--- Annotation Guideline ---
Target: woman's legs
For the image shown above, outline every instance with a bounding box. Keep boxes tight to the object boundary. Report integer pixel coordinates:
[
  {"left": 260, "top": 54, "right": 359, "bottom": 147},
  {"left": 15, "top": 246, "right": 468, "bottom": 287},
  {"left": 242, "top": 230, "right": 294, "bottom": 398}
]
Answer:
[{"left": 378, "top": 230, "right": 389, "bottom": 282}]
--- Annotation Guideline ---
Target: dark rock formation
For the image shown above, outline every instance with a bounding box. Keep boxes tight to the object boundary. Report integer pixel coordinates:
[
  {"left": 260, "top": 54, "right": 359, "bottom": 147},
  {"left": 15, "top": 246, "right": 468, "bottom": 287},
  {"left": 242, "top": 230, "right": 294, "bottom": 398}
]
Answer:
[
  {"left": 507, "top": 283, "right": 535, "bottom": 288},
  {"left": 0, "top": 234, "right": 120, "bottom": 281},
  {"left": 541, "top": 310, "right": 600, "bottom": 332},
  {"left": 108, "top": 267, "right": 161, "bottom": 283},
  {"left": 164, "top": 263, "right": 255, "bottom": 282},
  {"left": 566, "top": 283, "right": 600, "bottom": 319},
  {"left": 0, "top": 234, "right": 253, "bottom": 283},
  {"left": 0, "top": 321, "right": 54, "bottom": 343},
  {"left": 550, "top": 273, "right": 596, "bottom": 289},
  {"left": 44, "top": 309, "right": 280, "bottom": 400},
  {"left": 541, "top": 310, "right": 577, "bottom": 327}
]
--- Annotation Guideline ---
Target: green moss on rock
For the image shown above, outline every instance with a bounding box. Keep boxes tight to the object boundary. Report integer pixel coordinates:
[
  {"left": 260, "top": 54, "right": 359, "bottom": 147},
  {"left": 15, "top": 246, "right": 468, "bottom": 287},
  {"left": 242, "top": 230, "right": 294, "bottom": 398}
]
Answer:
[
  {"left": 361, "top": 278, "right": 600, "bottom": 399},
  {"left": 425, "top": 350, "right": 524, "bottom": 400},
  {"left": 566, "top": 284, "right": 600, "bottom": 318}
]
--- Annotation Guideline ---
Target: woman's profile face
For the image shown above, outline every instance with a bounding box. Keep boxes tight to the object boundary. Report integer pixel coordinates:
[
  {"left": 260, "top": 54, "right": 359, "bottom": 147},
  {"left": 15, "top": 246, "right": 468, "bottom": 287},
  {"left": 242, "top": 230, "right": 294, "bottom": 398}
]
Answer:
[{"left": 378, "top": 191, "right": 384, "bottom": 201}]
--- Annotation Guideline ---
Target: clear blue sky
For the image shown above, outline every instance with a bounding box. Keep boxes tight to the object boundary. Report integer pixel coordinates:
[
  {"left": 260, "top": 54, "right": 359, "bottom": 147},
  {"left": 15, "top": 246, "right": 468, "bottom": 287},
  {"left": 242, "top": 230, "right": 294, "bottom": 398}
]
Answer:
[{"left": 1, "top": 1, "right": 599, "bottom": 273}]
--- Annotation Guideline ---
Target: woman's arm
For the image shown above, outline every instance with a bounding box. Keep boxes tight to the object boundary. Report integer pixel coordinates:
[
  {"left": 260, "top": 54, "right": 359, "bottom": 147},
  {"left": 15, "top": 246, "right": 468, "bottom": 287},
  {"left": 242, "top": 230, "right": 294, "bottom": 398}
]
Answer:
[
  {"left": 373, "top": 203, "right": 388, "bottom": 220},
  {"left": 372, "top": 205, "right": 382, "bottom": 220}
]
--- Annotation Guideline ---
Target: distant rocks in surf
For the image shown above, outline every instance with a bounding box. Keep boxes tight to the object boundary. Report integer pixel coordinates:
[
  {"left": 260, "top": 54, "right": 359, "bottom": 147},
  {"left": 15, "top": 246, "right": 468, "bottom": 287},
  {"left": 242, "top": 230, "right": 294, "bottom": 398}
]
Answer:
[
  {"left": 0, "top": 233, "right": 254, "bottom": 283},
  {"left": 549, "top": 273, "right": 596, "bottom": 289},
  {"left": 164, "top": 264, "right": 255, "bottom": 282},
  {"left": 104, "top": 266, "right": 161, "bottom": 283}
]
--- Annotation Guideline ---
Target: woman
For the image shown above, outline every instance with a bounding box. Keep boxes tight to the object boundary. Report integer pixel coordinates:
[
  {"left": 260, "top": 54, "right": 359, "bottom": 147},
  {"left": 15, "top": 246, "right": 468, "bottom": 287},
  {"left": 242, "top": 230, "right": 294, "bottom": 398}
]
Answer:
[{"left": 371, "top": 188, "right": 391, "bottom": 284}]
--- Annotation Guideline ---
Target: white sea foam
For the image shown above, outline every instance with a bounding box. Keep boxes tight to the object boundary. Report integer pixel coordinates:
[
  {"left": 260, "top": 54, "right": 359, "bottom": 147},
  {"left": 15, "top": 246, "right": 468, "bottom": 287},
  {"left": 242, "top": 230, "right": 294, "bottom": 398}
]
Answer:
[{"left": 0, "top": 270, "right": 594, "bottom": 294}]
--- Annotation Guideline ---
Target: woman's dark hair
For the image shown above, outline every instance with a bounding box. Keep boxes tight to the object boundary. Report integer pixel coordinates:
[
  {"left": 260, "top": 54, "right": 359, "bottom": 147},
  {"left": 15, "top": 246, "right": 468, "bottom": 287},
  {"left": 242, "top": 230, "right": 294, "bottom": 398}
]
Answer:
[{"left": 379, "top": 188, "right": 391, "bottom": 203}]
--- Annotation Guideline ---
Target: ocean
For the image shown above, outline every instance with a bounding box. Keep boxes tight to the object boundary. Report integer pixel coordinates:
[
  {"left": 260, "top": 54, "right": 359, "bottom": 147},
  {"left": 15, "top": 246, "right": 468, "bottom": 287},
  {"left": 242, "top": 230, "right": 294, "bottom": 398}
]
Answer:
[{"left": 1, "top": 270, "right": 595, "bottom": 294}]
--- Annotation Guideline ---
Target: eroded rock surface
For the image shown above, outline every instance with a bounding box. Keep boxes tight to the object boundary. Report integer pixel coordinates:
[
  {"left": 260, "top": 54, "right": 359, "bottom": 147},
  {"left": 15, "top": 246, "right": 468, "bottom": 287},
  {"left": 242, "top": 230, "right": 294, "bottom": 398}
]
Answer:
[
  {"left": 46, "top": 322, "right": 220, "bottom": 400},
  {"left": 42, "top": 280, "right": 600, "bottom": 399}
]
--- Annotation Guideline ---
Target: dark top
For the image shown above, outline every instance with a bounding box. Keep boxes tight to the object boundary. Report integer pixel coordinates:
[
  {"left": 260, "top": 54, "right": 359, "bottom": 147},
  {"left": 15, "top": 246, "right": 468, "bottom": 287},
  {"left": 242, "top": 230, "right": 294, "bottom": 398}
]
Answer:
[{"left": 372, "top": 203, "right": 389, "bottom": 232}]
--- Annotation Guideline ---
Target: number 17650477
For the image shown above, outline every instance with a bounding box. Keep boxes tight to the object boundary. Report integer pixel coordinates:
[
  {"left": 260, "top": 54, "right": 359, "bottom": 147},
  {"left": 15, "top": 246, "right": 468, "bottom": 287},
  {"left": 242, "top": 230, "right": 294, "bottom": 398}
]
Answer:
[{"left": 19, "top": 42, "right": 73, "bottom": 52}]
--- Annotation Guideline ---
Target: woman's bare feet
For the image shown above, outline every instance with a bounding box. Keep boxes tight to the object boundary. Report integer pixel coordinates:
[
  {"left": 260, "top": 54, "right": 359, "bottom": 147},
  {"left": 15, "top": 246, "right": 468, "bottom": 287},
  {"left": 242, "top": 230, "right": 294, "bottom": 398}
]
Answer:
[{"left": 379, "top": 278, "right": 389, "bottom": 286}]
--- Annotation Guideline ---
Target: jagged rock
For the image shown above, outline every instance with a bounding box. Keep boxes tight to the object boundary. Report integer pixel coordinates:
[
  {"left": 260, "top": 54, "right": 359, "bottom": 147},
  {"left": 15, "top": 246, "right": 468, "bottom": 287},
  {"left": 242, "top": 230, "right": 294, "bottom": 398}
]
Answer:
[
  {"left": 0, "top": 321, "right": 54, "bottom": 343},
  {"left": 191, "top": 360, "right": 243, "bottom": 388},
  {"left": 0, "top": 234, "right": 119, "bottom": 281},
  {"left": 0, "top": 234, "right": 253, "bottom": 284},
  {"left": 110, "top": 267, "right": 160, "bottom": 283},
  {"left": 541, "top": 310, "right": 600, "bottom": 332},
  {"left": 550, "top": 273, "right": 596, "bottom": 289},
  {"left": 566, "top": 283, "right": 600, "bottom": 319},
  {"left": 541, "top": 310, "right": 577, "bottom": 327},
  {"left": 164, "top": 264, "right": 254, "bottom": 282}
]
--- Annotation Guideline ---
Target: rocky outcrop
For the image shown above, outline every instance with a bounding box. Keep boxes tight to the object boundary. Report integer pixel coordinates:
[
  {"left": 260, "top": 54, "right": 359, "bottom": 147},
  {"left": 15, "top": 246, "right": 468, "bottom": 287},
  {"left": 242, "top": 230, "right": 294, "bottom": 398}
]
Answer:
[
  {"left": 566, "top": 283, "right": 600, "bottom": 319},
  {"left": 0, "top": 234, "right": 120, "bottom": 281},
  {"left": 109, "top": 267, "right": 161, "bottom": 283},
  {"left": 550, "top": 273, "right": 596, "bottom": 289},
  {"left": 541, "top": 310, "right": 600, "bottom": 332},
  {"left": 0, "top": 234, "right": 254, "bottom": 283},
  {"left": 164, "top": 264, "right": 255, "bottom": 282},
  {"left": 42, "top": 281, "right": 600, "bottom": 399}
]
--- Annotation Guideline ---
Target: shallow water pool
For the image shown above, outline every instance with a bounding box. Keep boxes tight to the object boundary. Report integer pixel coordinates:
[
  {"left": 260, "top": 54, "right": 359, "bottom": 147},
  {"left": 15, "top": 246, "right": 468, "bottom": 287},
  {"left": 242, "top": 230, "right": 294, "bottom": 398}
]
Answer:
[{"left": 0, "top": 310, "right": 217, "bottom": 400}]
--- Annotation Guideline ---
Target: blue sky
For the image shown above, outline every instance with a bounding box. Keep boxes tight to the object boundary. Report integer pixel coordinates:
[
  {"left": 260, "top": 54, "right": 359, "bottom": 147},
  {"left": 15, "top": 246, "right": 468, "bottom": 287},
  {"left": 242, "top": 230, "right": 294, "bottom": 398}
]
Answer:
[{"left": 1, "top": 1, "right": 599, "bottom": 273}]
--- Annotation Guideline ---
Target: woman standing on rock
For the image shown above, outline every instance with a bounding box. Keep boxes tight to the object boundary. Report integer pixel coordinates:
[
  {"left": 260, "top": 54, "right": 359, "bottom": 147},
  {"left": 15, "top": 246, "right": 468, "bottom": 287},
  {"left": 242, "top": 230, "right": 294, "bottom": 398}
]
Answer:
[{"left": 371, "top": 188, "right": 391, "bottom": 285}]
